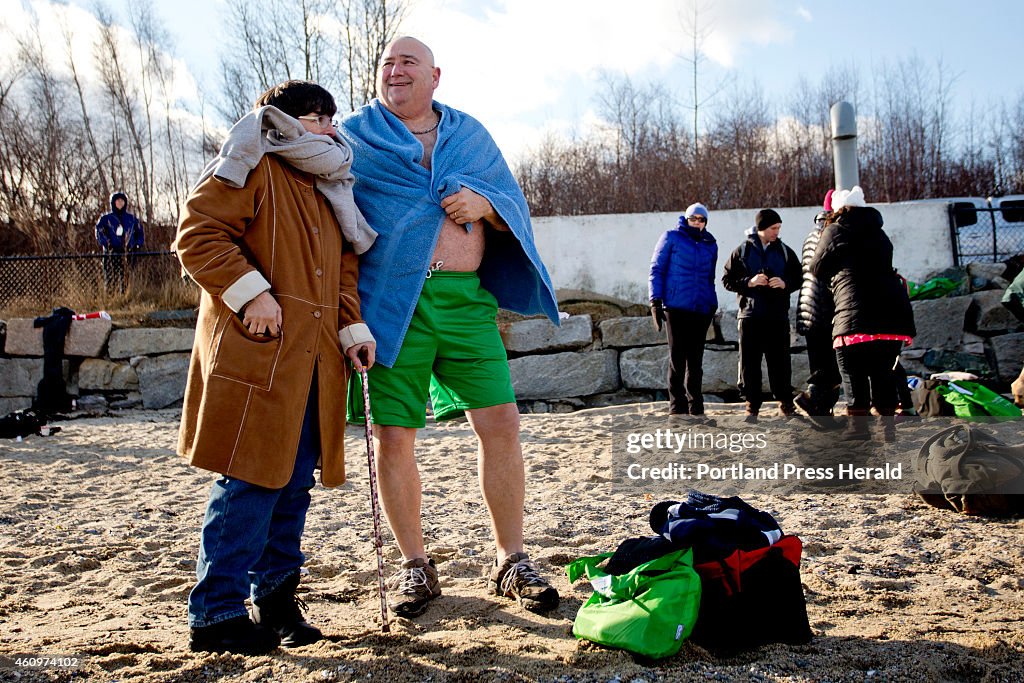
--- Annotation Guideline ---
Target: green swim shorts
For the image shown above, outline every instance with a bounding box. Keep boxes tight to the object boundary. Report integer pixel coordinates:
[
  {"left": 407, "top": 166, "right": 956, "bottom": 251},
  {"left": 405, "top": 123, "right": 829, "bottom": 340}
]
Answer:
[{"left": 348, "top": 271, "right": 515, "bottom": 427}]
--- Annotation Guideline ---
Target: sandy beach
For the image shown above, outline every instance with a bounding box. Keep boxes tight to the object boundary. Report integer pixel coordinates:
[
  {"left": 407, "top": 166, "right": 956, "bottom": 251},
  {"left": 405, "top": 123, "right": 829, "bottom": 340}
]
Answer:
[{"left": 1, "top": 403, "right": 1022, "bottom": 682}]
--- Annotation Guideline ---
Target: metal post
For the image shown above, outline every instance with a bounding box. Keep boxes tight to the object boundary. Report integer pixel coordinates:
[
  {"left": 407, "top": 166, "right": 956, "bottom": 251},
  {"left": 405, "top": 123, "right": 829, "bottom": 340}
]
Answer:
[{"left": 830, "top": 101, "right": 858, "bottom": 191}]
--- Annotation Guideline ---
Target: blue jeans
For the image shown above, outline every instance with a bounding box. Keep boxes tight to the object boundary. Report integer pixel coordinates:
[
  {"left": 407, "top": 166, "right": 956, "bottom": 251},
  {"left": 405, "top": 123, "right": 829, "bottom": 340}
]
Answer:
[{"left": 188, "top": 379, "right": 320, "bottom": 628}]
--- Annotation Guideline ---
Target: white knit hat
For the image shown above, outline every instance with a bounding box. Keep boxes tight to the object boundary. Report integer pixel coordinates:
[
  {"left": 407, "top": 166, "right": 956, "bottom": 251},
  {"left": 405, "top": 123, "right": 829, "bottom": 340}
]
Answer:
[
  {"left": 831, "top": 186, "right": 866, "bottom": 210},
  {"left": 684, "top": 202, "right": 709, "bottom": 220}
]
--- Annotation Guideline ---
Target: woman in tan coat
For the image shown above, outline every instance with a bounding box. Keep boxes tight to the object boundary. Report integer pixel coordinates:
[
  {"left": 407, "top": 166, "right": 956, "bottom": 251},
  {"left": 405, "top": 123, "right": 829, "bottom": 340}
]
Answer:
[{"left": 174, "top": 81, "right": 375, "bottom": 656}]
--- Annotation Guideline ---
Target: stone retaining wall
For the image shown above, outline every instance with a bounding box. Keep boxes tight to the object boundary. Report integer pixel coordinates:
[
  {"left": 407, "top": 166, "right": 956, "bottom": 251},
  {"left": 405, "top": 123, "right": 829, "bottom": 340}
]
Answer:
[{"left": 1, "top": 287, "right": 1022, "bottom": 416}]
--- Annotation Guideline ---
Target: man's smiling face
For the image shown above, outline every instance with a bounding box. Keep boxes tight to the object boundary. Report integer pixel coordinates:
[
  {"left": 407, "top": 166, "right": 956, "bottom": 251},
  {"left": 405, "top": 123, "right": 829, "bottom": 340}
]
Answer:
[{"left": 378, "top": 37, "right": 439, "bottom": 116}]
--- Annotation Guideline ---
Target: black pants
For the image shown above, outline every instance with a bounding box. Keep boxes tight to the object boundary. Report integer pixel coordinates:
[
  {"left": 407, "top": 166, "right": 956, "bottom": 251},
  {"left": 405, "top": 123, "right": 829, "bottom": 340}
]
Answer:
[
  {"left": 665, "top": 309, "right": 713, "bottom": 414},
  {"left": 835, "top": 340, "right": 903, "bottom": 413},
  {"left": 892, "top": 361, "right": 913, "bottom": 411},
  {"left": 102, "top": 251, "right": 127, "bottom": 292},
  {"left": 803, "top": 329, "right": 842, "bottom": 411},
  {"left": 737, "top": 318, "right": 793, "bottom": 411}
]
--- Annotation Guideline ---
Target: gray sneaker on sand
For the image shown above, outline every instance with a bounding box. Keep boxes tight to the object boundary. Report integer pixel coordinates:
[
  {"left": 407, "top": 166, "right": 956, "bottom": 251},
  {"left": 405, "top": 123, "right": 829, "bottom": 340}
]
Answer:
[
  {"left": 386, "top": 557, "right": 441, "bottom": 617},
  {"left": 488, "top": 552, "right": 560, "bottom": 613}
]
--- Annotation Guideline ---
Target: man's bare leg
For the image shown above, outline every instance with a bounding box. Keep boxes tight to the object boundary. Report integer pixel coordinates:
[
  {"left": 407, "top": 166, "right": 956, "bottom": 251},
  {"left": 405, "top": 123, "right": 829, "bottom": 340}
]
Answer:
[
  {"left": 467, "top": 402, "right": 559, "bottom": 611},
  {"left": 466, "top": 403, "right": 525, "bottom": 561},
  {"left": 374, "top": 425, "right": 426, "bottom": 560},
  {"left": 374, "top": 425, "right": 441, "bottom": 617}
]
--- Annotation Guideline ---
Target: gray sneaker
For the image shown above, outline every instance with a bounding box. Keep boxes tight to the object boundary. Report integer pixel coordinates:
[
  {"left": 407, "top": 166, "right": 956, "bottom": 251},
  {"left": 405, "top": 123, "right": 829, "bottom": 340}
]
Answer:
[
  {"left": 488, "top": 552, "right": 559, "bottom": 613},
  {"left": 385, "top": 557, "right": 441, "bottom": 617}
]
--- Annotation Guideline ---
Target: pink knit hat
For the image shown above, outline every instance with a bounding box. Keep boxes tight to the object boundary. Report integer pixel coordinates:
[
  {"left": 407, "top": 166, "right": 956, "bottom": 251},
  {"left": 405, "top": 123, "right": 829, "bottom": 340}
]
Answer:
[{"left": 823, "top": 189, "right": 834, "bottom": 212}]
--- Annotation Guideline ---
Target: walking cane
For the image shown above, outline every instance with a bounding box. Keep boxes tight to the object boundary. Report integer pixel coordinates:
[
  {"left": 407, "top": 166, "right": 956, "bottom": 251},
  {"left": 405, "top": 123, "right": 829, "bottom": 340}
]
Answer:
[{"left": 359, "top": 361, "right": 390, "bottom": 633}]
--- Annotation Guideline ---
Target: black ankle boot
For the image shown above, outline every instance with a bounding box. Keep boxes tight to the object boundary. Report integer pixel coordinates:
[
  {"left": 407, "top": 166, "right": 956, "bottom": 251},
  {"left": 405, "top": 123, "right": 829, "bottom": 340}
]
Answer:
[
  {"left": 252, "top": 573, "right": 323, "bottom": 648},
  {"left": 843, "top": 408, "right": 872, "bottom": 440},
  {"left": 189, "top": 615, "right": 280, "bottom": 655}
]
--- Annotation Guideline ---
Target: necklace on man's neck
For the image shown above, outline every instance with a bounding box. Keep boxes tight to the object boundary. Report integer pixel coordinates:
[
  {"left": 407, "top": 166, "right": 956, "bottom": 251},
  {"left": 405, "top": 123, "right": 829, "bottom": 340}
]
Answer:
[{"left": 410, "top": 112, "right": 440, "bottom": 135}]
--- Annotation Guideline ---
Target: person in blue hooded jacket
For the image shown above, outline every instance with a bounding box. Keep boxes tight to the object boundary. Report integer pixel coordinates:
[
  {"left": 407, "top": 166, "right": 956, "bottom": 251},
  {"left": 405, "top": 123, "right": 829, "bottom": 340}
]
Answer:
[
  {"left": 649, "top": 203, "right": 718, "bottom": 415},
  {"left": 95, "top": 191, "right": 144, "bottom": 291}
]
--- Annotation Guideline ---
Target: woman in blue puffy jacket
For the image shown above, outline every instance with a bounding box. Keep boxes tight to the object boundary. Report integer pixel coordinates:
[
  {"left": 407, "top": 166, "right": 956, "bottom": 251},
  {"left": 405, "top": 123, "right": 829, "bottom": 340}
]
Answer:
[{"left": 649, "top": 203, "right": 719, "bottom": 415}]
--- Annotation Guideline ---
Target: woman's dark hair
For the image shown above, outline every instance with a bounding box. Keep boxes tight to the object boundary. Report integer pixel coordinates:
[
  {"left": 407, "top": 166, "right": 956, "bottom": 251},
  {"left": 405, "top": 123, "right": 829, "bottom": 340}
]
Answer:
[
  {"left": 825, "top": 205, "right": 854, "bottom": 225},
  {"left": 254, "top": 80, "right": 337, "bottom": 119}
]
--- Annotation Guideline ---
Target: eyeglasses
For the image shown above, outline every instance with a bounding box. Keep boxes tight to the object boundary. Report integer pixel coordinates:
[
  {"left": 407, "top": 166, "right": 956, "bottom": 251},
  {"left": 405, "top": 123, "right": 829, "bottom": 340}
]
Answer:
[
  {"left": 297, "top": 114, "right": 337, "bottom": 128},
  {"left": 687, "top": 215, "right": 707, "bottom": 223}
]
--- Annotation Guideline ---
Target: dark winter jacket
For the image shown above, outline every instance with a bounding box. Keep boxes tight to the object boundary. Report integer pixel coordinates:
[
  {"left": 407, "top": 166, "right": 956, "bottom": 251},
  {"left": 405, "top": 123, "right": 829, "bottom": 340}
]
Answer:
[
  {"left": 95, "top": 192, "right": 144, "bottom": 252},
  {"left": 796, "top": 216, "right": 834, "bottom": 336},
  {"left": 721, "top": 227, "right": 801, "bottom": 320},
  {"left": 648, "top": 221, "right": 719, "bottom": 315},
  {"left": 810, "top": 206, "right": 916, "bottom": 338}
]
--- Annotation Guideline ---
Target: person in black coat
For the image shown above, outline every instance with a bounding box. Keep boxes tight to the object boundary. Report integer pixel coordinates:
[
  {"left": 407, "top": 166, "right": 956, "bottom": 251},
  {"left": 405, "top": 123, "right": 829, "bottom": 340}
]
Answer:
[
  {"left": 809, "top": 186, "right": 916, "bottom": 421},
  {"left": 795, "top": 190, "right": 842, "bottom": 421},
  {"left": 722, "top": 209, "right": 802, "bottom": 418}
]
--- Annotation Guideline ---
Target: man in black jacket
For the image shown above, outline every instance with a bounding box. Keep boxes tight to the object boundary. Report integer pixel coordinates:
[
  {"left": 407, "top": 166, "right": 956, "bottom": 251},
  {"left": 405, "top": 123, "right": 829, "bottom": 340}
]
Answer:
[{"left": 722, "top": 209, "right": 802, "bottom": 419}]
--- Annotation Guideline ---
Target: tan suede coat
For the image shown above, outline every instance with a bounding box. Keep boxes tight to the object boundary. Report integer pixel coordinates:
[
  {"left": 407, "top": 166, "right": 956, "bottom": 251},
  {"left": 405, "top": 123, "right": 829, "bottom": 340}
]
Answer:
[{"left": 174, "top": 155, "right": 362, "bottom": 488}]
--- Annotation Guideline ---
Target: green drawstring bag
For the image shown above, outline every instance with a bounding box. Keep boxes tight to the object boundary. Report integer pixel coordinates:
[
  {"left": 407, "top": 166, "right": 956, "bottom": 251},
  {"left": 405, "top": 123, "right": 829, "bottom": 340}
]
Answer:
[
  {"left": 565, "top": 548, "right": 701, "bottom": 659},
  {"left": 937, "top": 381, "right": 1023, "bottom": 419}
]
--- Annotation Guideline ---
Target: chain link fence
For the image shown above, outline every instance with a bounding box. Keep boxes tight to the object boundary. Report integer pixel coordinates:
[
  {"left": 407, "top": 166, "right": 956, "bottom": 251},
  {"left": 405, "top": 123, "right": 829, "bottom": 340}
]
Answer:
[
  {"left": 950, "top": 200, "right": 1024, "bottom": 265},
  {"left": 0, "top": 251, "right": 194, "bottom": 316}
]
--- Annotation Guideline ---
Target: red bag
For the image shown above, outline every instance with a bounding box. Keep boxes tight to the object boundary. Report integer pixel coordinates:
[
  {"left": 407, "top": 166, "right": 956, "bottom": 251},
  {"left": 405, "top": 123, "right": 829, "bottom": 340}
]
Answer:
[{"left": 690, "top": 535, "right": 812, "bottom": 650}]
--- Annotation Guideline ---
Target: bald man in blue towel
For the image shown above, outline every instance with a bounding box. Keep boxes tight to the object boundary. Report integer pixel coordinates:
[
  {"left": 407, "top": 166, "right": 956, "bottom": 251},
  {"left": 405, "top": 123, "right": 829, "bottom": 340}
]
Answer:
[{"left": 340, "top": 36, "right": 561, "bottom": 620}]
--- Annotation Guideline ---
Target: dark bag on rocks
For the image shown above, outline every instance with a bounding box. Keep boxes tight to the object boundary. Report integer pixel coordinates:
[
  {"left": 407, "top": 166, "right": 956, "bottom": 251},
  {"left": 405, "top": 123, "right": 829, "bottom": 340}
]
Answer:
[{"left": 915, "top": 425, "right": 1024, "bottom": 516}]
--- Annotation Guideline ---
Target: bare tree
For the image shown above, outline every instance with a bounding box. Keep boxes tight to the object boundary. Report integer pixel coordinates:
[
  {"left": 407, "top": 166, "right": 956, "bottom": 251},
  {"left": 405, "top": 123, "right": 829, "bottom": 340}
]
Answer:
[
  {"left": 1, "top": 26, "right": 105, "bottom": 252},
  {"left": 993, "top": 92, "right": 1024, "bottom": 195},
  {"left": 335, "top": 0, "right": 406, "bottom": 110},
  {"left": 61, "top": 19, "right": 110, "bottom": 202},
  {"left": 217, "top": 0, "right": 405, "bottom": 121},
  {"left": 863, "top": 57, "right": 959, "bottom": 201},
  {"left": 127, "top": 0, "right": 194, "bottom": 229},
  {"left": 676, "top": 0, "right": 731, "bottom": 163},
  {"left": 595, "top": 71, "right": 648, "bottom": 168},
  {"left": 0, "top": 49, "right": 28, "bottom": 232},
  {"left": 128, "top": 0, "right": 169, "bottom": 221},
  {"left": 0, "top": 3, "right": 205, "bottom": 253},
  {"left": 782, "top": 65, "right": 860, "bottom": 205},
  {"left": 705, "top": 81, "right": 773, "bottom": 208},
  {"left": 94, "top": 4, "right": 154, "bottom": 226}
]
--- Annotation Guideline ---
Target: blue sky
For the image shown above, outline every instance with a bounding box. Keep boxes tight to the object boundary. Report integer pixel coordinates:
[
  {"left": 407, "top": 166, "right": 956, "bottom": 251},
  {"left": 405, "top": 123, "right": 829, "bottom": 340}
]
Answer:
[{"left": 44, "top": 0, "right": 1024, "bottom": 162}]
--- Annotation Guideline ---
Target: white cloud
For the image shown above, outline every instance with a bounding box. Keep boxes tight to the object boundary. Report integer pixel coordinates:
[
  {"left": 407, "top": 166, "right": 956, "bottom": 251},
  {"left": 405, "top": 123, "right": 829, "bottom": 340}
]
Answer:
[
  {"left": 796, "top": 6, "right": 813, "bottom": 22},
  {"left": 400, "top": 0, "right": 798, "bottom": 159},
  {"left": 2, "top": 0, "right": 203, "bottom": 113}
]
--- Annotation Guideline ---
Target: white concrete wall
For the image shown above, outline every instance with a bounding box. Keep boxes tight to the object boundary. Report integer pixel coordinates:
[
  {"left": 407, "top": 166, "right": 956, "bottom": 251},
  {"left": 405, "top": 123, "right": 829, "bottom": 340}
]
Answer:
[{"left": 532, "top": 202, "right": 954, "bottom": 310}]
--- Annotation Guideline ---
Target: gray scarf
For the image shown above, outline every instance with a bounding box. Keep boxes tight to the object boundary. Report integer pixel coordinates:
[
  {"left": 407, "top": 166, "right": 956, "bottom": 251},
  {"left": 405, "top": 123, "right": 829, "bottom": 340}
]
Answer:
[{"left": 195, "top": 105, "right": 377, "bottom": 254}]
